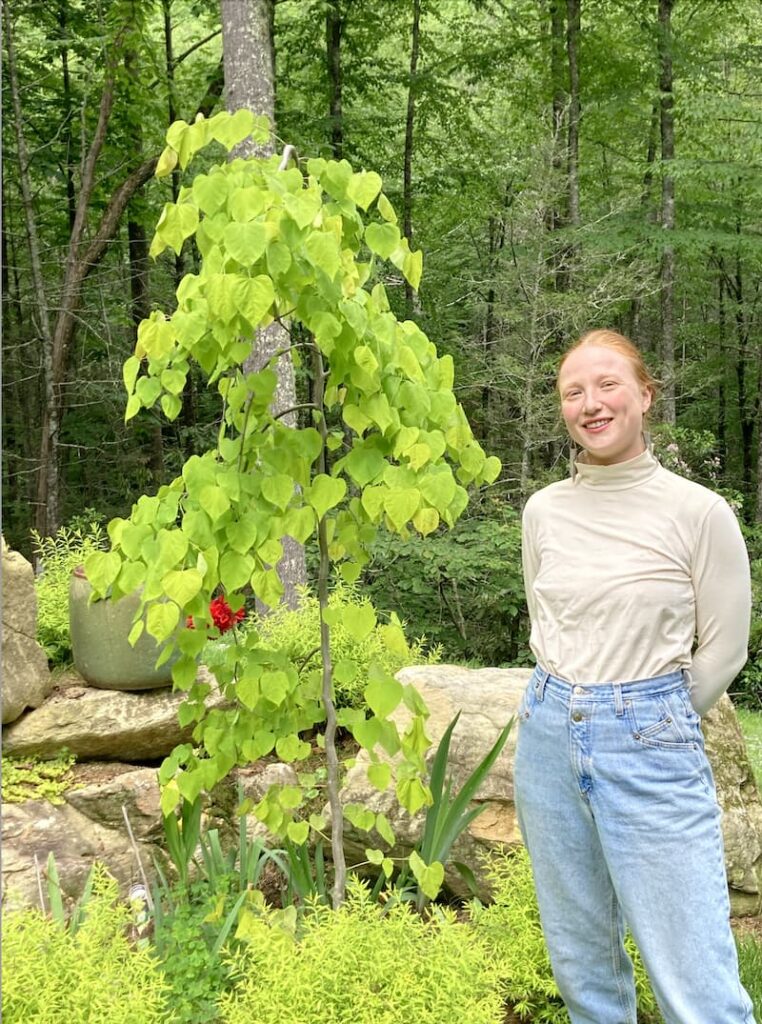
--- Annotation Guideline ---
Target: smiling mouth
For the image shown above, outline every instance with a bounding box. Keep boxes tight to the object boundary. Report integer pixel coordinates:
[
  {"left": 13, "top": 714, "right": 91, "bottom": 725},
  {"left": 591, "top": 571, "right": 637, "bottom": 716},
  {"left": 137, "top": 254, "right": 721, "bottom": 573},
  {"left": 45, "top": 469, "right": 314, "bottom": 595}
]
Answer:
[{"left": 583, "top": 419, "right": 612, "bottom": 433}]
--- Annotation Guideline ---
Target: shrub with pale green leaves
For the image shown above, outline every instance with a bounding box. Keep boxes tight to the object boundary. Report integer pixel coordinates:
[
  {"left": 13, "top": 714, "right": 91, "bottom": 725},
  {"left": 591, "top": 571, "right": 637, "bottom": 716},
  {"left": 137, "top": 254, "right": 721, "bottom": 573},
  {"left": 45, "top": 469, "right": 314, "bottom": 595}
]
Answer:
[
  {"left": 219, "top": 878, "right": 502, "bottom": 1024},
  {"left": 469, "top": 846, "right": 661, "bottom": 1023},
  {"left": 32, "top": 513, "right": 105, "bottom": 664},
  {"left": 204, "top": 581, "right": 439, "bottom": 709},
  {"left": 2, "top": 865, "right": 174, "bottom": 1024}
]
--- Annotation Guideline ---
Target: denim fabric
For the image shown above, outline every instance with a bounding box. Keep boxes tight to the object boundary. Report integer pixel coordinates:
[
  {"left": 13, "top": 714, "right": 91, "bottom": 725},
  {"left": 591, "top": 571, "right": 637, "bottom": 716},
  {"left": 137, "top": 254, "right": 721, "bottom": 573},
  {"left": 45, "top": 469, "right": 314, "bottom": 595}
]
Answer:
[{"left": 513, "top": 665, "right": 755, "bottom": 1024}]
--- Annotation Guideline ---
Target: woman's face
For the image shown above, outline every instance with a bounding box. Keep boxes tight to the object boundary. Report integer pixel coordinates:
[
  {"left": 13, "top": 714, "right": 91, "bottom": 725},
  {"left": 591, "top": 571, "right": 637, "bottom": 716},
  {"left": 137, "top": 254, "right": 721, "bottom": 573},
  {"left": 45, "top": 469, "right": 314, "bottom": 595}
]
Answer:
[{"left": 558, "top": 345, "right": 652, "bottom": 466}]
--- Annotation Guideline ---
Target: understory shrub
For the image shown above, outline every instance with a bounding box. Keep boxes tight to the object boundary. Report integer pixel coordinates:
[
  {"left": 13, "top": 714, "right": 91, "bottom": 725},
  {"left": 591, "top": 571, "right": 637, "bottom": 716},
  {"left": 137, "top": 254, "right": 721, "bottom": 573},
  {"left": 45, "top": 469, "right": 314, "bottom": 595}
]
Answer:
[
  {"left": 154, "top": 880, "right": 233, "bottom": 1024},
  {"left": 469, "top": 847, "right": 661, "bottom": 1024},
  {"left": 202, "top": 581, "right": 439, "bottom": 709},
  {"left": 733, "top": 525, "right": 762, "bottom": 709},
  {"left": 219, "top": 878, "right": 503, "bottom": 1024},
  {"left": 736, "top": 933, "right": 762, "bottom": 1018},
  {"left": 363, "top": 499, "right": 529, "bottom": 666},
  {"left": 2, "top": 865, "right": 173, "bottom": 1024},
  {"left": 32, "top": 512, "right": 105, "bottom": 664}
]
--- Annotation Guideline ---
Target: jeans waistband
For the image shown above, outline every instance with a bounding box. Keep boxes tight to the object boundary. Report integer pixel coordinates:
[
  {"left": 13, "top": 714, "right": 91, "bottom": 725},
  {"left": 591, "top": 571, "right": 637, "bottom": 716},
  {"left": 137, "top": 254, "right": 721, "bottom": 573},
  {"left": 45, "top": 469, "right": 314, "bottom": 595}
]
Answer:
[{"left": 531, "top": 664, "right": 690, "bottom": 703}]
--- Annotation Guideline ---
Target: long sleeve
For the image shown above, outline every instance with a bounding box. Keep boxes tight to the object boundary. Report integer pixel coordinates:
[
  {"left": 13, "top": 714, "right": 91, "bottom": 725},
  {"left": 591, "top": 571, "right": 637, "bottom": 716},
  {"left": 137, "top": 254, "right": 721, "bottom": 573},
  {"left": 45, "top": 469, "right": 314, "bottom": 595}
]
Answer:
[
  {"left": 521, "top": 501, "right": 539, "bottom": 627},
  {"left": 688, "top": 499, "right": 751, "bottom": 715}
]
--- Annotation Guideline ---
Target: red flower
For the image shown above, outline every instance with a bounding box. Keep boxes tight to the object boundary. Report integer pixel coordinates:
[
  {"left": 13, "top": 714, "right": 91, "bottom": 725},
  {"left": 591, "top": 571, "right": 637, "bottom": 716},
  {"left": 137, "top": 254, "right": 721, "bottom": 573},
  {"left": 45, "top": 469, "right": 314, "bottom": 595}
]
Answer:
[{"left": 209, "top": 595, "right": 245, "bottom": 633}]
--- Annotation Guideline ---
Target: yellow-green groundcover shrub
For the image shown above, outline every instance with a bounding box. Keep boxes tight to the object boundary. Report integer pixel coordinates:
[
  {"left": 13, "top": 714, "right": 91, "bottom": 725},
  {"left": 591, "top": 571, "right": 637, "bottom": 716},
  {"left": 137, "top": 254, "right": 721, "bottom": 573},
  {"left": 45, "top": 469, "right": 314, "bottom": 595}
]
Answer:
[
  {"left": 219, "top": 879, "right": 503, "bottom": 1024},
  {"left": 3, "top": 868, "right": 173, "bottom": 1024}
]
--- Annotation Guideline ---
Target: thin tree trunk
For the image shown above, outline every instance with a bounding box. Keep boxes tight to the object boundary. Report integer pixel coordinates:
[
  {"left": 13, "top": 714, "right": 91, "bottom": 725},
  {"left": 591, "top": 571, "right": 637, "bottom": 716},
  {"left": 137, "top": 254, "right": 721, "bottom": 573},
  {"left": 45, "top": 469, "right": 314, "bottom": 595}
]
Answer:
[
  {"left": 566, "top": 0, "right": 580, "bottom": 228},
  {"left": 658, "top": 0, "right": 676, "bottom": 424},
  {"left": 313, "top": 345, "right": 347, "bottom": 909},
  {"left": 220, "top": 0, "right": 306, "bottom": 607},
  {"left": 57, "top": 0, "right": 77, "bottom": 235},
  {"left": 734, "top": 251, "right": 755, "bottom": 501},
  {"left": 717, "top": 260, "right": 727, "bottom": 471},
  {"left": 403, "top": 0, "right": 421, "bottom": 318},
  {"left": 163, "top": 0, "right": 196, "bottom": 450},
  {"left": 756, "top": 340, "right": 762, "bottom": 522},
  {"left": 549, "top": 0, "right": 566, "bottom": 235},
  {"left": 326, "top": 0, "right": 343, "bottom": 159},
  {"left": 4, "top": 0, "right": 59, "bottom": 536}
]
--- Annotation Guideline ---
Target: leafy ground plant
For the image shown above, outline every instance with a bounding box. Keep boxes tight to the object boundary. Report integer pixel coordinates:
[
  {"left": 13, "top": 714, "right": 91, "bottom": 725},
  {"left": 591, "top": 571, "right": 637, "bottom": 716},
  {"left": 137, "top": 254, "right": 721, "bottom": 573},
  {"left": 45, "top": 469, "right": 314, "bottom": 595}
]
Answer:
[
  {"left": 2, "top": 864, "right": 173, "bottom": 1024},
  {"left": 2, "top": 750, "right": 77, "bottom": 804},
  {"left": 32, "top": 513, "right": 105, "bottom": 664},
  {"left": 219, "top": 877, "right": 503, "bottom": 1024},
  {"left": 254, "top": 580, "right": 438, "bottom": 708},
  {"left": 469, "top": 846, "right": 661, "bottom": 1024},
  {"left": 736, "top": 933, "right": 762, "bottom": 1019}
]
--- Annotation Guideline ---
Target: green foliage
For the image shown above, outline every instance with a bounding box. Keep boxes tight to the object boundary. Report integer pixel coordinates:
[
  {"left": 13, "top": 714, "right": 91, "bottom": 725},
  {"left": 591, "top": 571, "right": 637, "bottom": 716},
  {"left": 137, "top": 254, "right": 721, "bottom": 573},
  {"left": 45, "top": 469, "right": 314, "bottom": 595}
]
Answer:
[
  {"left": 736, "top": 709, "right": 762, "bottom": 792},
  {"left": 736, "top": 933, "right": 762, "bottom": 1019},
  {"left": 734, "top": 526, "right": 762, "bottom": 710},
  {"left": 88, "top": 110, "right": 498, "bottom": 893},
  {"left": 386, "top": 711, "right": 514, "bottom": 909},
  {"left": 2, "top": 865, "right": 173, "bottom": 1024},
  {"left": 32, "top": 513, "right": 106, "bottom": 664},
  {"left": 219, "top": 878, "right": 503, "bottom": 1024},
  {"left": 469, "top": 847, "right": 661, "bottom": 1024},
  {"left": 2, "top": 750, "right": 77, "bottom": 804},
  {"left": 153, "top": 879, "right": 233, "bottom": 1024},
  {"left": 245, "top": 581, "right": 439, "bottom": 709},
  {"left": 364, "top": 500, "right": 529, "bottom": 665}
]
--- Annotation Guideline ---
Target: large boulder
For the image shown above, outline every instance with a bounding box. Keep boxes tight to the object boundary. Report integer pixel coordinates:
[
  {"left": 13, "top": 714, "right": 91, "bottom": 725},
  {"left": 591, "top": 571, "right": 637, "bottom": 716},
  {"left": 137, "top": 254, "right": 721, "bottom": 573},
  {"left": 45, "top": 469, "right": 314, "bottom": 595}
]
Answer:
[
  {"left": 2, "top": 667, "right": 226, "bottom": 761},
  {"left": 2, "top": 540, "right": 53, "bottom": 724},
  {"left": 1, "top": 795, "right": 164, "bottom": 914},
  {"left": 340, "top": 665, "right": 762, "bottom": 915},
  {"left": 2, "top": 760, "right": 299, "bottom": 910}
]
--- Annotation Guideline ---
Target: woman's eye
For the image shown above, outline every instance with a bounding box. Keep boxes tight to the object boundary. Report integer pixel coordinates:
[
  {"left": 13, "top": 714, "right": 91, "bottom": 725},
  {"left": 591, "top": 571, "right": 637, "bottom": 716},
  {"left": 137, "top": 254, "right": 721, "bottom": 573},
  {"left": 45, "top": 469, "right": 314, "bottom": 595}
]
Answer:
[
  {"left": 564, "top": 390, "right": 581, "bottom": 399},
  {"left": 602, "top": 381, "right": 617, "bottom": 389}
]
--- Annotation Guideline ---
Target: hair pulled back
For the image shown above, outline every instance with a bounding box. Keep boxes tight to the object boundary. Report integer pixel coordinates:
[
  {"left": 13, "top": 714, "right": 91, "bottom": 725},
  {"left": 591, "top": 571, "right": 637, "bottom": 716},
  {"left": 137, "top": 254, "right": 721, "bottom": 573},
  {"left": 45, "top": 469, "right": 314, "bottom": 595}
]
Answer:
[{"left": 557, "top": 329, "right": 660, "bottom": 403}]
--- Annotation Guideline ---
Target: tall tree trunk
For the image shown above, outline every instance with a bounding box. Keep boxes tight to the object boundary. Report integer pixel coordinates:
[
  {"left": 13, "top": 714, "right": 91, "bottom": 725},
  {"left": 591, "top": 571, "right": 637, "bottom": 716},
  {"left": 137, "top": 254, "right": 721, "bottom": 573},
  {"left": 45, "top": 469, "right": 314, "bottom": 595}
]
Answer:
[
  {"left": 629, "top": 99, "right": 659, "bottom": 347},
  {"left": 549, "top": 0, "right": 566, "bottom": 235},
  {"left": 733, "top": 251, "right": 755, "bottom": 503},
  {"left": 326, "top": 0, "right": 343, "bottom": 159},
  {"left": 4, "top": 0, "right": 59, "bottom": 536},
  {"left": 566, "top": 0, "right": 580, "bottom": 229},
  {"left": 756, "top": 340, "right": 762, "bottom": 523},
  {"left": 163, "top": 0, "right": 196, "bottom": 450},
  {"left": 658, "top": 0, "right": 676, "bottom": 424},
  {"left": 126, "top": 25, "right": 164, "bottom": 485},
  {"left": 57, "top": 0, "right": 76, "bottom": 235},
  {"left": 220, "top": 0, "right": 306, "bottom": 607},
  {"left": 717, "top": 261, "right": 727, "bottom": 472},
  {"left": 402, "top": 0, "right": 421, "bottom": 318}
]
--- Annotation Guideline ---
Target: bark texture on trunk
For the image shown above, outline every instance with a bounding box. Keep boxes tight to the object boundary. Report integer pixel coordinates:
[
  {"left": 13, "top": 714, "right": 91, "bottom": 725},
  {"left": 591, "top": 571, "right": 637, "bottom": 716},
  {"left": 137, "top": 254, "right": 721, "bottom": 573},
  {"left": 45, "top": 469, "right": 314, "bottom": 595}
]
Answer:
[
  {"left": 326, "top": 0, "right": 343, "bottom": 159},
  {"left": 658, "top": 0, "right": 676, "bottom": 424},
  {"left": 220, "top": 0, "right": 306, "bottom": 607},
  {"left": 566, "top": 0, "right": 580, "bottom": 228},
  {"left": 403, "top": 0, "right": 421, "bottom": 318}
]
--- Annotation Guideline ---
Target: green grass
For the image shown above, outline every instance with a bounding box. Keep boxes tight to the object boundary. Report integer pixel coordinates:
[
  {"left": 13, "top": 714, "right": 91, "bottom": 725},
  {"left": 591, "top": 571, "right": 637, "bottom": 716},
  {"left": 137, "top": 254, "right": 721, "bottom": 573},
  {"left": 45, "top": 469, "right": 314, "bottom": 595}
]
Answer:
[{"left": 736, "top": 708, "right": 762, "bottom": 792}]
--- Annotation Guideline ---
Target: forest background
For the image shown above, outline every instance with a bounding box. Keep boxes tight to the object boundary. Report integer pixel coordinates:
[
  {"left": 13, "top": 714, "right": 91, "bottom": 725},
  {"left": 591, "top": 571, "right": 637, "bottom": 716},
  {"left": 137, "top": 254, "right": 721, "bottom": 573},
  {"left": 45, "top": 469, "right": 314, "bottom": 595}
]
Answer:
[{"left": 4, "top": 0, "right": 762, "bottom": 679}]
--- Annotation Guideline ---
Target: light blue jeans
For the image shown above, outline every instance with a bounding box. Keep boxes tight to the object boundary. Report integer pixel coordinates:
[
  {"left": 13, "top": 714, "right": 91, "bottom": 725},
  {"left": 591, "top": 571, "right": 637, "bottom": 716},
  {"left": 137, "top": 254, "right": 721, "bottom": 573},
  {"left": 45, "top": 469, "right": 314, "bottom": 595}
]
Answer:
[{"left": 513, "top": 665, "right": 755, "bottom": 1024}]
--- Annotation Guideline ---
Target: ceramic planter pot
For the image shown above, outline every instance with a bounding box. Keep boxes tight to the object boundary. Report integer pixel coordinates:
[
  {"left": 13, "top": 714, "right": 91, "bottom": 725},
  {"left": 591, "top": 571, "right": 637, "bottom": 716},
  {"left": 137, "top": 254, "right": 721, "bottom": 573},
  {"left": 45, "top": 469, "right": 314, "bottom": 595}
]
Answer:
[{"left": 69, "top": 566, "right": 176, "bottom": 690}]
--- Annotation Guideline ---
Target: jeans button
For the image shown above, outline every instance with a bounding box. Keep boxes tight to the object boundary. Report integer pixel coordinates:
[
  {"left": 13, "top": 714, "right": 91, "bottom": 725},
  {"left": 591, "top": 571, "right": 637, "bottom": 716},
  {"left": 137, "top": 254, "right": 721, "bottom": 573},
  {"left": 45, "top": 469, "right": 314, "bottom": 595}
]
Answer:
[{"left": 572, "top": 711, "right": 584, "bottom": 722}]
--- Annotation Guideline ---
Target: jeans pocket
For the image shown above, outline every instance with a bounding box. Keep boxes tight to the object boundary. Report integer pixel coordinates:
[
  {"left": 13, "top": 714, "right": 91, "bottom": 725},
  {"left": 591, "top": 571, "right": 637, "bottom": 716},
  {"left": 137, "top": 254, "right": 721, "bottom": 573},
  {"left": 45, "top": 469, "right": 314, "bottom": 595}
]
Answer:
[
  {"left": 518, "top": 682, "right": 537, "bottom": 722},
  {"left": 626, "top": 692, "right": 696, "bottom": 750}
]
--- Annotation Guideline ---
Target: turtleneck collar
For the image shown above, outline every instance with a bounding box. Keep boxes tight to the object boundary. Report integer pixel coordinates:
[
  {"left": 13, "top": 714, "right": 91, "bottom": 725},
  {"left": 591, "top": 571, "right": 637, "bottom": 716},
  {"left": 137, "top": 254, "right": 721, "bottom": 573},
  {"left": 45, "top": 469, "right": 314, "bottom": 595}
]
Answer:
[{"left": 573, "top": 446, "right": 660, "bottom": 490}]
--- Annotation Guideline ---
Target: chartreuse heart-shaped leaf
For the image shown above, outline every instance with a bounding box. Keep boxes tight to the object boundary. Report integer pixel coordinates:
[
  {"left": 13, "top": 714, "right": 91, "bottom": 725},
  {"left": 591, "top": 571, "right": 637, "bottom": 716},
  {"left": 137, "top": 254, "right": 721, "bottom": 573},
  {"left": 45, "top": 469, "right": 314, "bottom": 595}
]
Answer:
[{"left": 409, "top": 850, "right": 444, "bottom": 901}]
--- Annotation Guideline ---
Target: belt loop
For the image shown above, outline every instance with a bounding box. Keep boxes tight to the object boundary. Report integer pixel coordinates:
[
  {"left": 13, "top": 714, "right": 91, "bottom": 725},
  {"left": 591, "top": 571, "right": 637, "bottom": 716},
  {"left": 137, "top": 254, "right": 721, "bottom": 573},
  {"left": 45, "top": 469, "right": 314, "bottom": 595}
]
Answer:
[
  {"left": 613, "top": 682, "right": 625, "bottom": 717},
  {"left": 682, "top": 667, "right": 692, "bottom": 690},
  {"left": 536, "top": 669, "right": 549, "bottom": 702}
]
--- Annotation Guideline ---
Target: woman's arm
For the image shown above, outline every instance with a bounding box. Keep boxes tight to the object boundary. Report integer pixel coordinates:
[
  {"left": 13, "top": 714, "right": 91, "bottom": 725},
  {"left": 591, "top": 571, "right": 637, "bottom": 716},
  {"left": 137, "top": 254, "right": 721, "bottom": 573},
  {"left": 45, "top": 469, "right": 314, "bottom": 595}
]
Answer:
[{"left": 689, "top": 499, "right": 752, "bottom": 715}]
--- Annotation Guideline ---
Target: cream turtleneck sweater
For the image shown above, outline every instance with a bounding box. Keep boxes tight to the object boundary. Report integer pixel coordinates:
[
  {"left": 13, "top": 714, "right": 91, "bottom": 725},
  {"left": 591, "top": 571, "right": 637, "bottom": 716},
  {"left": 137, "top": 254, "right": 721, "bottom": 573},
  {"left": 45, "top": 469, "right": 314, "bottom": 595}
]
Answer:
[{"left": 521, "top": 448, "right": 751, "bottom": 714}]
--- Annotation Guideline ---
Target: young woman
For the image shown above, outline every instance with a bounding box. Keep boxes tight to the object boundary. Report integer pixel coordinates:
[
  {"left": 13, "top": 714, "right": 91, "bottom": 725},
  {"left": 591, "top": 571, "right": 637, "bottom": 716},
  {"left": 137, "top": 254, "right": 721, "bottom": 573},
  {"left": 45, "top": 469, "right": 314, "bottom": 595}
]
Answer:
[{"left": 515, "top": 329, "right": 754, "bottom": 1023}]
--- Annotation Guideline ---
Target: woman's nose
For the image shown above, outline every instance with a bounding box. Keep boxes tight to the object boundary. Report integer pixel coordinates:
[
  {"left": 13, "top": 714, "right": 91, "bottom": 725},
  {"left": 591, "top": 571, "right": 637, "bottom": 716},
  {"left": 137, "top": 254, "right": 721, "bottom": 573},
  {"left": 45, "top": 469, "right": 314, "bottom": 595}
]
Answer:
[{"left": 581, "top": 392, "right": 602, "bottom": 413}]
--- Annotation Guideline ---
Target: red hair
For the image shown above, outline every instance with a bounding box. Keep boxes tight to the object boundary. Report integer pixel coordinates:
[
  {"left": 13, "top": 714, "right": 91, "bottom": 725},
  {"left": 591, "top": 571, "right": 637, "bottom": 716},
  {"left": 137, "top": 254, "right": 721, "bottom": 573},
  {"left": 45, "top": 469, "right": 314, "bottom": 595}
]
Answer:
[{"left": 558, "top": 329, "right": 659, "bottom": 401}]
